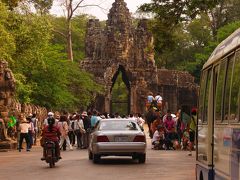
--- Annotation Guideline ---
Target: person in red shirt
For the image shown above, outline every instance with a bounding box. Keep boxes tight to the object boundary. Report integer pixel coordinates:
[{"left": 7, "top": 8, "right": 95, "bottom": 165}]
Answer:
[{"left": 41, "top": 117, "right": 61, "bottom": 160}]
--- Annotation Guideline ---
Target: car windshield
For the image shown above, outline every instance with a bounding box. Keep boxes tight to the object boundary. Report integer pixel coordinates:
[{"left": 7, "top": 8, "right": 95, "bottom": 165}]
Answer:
[{"left": 99, "top": 120, "right": 139, "bottom": 131}]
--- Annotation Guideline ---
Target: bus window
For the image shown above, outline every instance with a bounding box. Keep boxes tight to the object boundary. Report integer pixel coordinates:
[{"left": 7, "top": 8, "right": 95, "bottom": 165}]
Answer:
[
  {"left": 213, "top": 65, "right": 219, "bottom": 95},
  {"left": 204, "top": 69, "right": 211, "bottom": 123},
  {"left": 215, "top": 59, "right": 227, "bottom": 122},
  {"left": 230, "top": 51, "right": 240, "bottom": 122},
  {"left": 199, "top": 68, "right": 211, "bottom": 123},
  {"left": 198, "top": 72, "right": 207, "bottom": 124},
  {"left": 223, "top": 56, "right": 234, "bottom": 122}
]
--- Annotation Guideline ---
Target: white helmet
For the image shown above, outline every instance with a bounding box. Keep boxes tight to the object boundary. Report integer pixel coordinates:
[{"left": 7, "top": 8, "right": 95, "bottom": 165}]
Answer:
[{"left": 48, "top": 112, "right": 54, "bottom": 117}]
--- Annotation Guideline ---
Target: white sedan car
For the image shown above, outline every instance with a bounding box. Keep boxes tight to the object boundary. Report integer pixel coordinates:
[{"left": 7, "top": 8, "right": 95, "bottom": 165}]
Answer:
[{"left": 88, "top": 119, "right": 147, "bottom": 164}]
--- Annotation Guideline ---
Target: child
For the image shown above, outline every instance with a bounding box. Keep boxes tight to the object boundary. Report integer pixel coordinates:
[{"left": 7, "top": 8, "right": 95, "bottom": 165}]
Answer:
[{"left": 152, "top": 125, "right": 165, "bottom": 150}]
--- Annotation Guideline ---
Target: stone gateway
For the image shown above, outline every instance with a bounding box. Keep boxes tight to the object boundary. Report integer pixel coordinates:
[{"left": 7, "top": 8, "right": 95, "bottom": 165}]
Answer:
[{"left": 80, "top": 0, "right": 198, "bottom": 114}]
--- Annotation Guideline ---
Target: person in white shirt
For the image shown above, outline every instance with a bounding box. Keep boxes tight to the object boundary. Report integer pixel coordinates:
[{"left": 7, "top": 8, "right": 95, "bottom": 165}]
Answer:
[
  {"left": 152, "top": 125, "right": 165, "bottom": 150},
  {"left": 69, "top": 115, "right": 76, "bottom": 146},
  {"left": 58, "top": 115, "right": 73, "bottom": 150},
  {"left": 136, "top": 113, "right": 145, "bottom": 131},
  {"left": 74, "top": 114, "right": 85, "bottom": 149},
  {"left": 18, "top": 115, "right": 31, "bottom": 152},
  {"left": 26, "top": 116, "right": 35, "bottom": 149},
  {"left": 155, "top": 94, "right": 163, "bottom": 104}
]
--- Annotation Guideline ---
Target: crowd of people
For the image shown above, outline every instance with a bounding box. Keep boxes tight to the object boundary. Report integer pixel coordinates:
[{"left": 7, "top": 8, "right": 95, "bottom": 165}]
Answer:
[
  {"left": 16, "top": 110, "right": 146, "bottom": 159},
  {"left": 147, "top": 108, "right": 197, "bottom": 156},
  {"left": 16, "top": 98, "right": 196, "bottom": 158},
  {"left": 145, "top": 91, "right": 197, "bottom": 156}
]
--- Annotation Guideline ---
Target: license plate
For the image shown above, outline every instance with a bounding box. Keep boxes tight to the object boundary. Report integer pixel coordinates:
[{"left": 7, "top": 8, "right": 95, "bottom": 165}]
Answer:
[{"left": 114, "top": 136, "right": 128, "bottom": 142}]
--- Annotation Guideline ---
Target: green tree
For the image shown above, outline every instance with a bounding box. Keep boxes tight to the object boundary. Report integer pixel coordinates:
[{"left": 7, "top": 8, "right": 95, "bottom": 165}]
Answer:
[
  {"left": 194, "top": 21, "right": 240, "bottom": 81},
  {"left": 3, "top": 8, "right": 102, "bottom": 111},
  {"left": 55, "top": 0, "right": 104, "bottom": 61},
  {"left": 1, "top": 0, "right": 21, "bottom": 10},
  {"left": 51, "top": 15, "right": 90, "bottom": 61},
  {"left": 139, "top": 0, "right": 240, "bottom": 82},
  {"left": 0, "top": 2, "right": 15, "bottom": 61}
]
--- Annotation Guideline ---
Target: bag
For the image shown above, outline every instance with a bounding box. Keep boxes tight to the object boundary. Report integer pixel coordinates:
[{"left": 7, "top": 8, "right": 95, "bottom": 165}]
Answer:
[{"left": 40, "top": 136, "right": 45, "bottom": 147}]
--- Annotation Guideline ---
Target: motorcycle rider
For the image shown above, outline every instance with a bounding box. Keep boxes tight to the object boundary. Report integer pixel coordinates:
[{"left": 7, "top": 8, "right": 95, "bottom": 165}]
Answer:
[
  {"left": 43, "top": 112, "right": 54, "bottom": 127},
  {"left": 41, "top": 116, "right": 61, "bottom": 160}
]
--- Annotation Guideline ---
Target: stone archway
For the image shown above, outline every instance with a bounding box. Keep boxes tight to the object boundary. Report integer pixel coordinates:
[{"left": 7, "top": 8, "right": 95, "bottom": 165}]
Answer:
[
  {"left": 80, "top": 0, "right": 199, "bottom": 115},
  {"left": 110, "top": 65, "right": 130, "bottom": 115}
]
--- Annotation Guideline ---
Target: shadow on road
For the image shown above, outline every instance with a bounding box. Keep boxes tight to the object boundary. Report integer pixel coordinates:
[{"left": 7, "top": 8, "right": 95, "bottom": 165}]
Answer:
[{"left": 94, "top": 157, "right": 143, "bottom": 165}]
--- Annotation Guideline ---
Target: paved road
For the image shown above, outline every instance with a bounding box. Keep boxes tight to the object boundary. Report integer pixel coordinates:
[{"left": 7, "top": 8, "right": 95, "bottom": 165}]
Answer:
[{"left": 0, "top": 137, "right": 195, "bottom": 180}]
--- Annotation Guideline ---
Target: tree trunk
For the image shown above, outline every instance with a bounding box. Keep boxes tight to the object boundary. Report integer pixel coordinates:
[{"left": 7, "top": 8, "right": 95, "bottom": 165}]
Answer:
[{"left": 67, "top": 20, "right": 73, "bottom": 62}]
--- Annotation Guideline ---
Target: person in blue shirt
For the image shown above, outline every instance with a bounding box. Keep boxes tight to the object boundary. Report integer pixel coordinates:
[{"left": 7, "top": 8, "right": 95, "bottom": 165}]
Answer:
[{"left": 90, "top": 110, "right": 99, "bottom": 129}]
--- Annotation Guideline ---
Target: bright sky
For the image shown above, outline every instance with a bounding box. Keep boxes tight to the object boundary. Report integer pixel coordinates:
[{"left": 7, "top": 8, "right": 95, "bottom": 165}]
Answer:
[{"left": 51, "top": 0, "right": 152, "bottom": 20}]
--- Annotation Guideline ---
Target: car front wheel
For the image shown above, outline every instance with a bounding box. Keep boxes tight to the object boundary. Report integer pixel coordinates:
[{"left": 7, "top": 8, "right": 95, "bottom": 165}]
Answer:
[{"left": 138, "top": 153, "right": 146, "bottom": 164}]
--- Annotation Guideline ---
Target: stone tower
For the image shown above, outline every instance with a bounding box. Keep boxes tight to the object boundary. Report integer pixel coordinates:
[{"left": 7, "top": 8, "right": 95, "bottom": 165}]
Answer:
[{"left": 81, "top": 0, "right": 198, "bottom": 114}]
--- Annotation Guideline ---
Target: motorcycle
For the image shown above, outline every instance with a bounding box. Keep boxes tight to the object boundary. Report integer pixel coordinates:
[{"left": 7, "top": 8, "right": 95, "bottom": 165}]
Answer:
[{"left": 44, "top": 141, "right": 60, "bottom": 168}]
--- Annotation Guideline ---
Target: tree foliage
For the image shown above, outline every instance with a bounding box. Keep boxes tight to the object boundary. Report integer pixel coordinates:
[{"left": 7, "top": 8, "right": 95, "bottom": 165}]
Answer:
[
  {"left": 51, "top": 14, "right": 89, "bottom": 61},
  {"left": 0, "top": 3, "right": 15, "bottom": 61},
  {"left": 139, "top": 0, "right": 240, "bottom": 82},
  {"left": 1, "top": 0, "right": 21, "bottom": 10},
  {"left": 0, "top": 2, "right": 103, "bottom": 111}
]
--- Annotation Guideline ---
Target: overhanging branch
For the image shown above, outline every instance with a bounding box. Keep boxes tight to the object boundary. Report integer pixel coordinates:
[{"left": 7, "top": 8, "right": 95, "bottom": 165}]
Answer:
[
  {"left": 52, "top": 29, "right": 67, "bottom": 38},
  {"left": 72, "top": 4, "right": 107, "bottom": 15}
]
